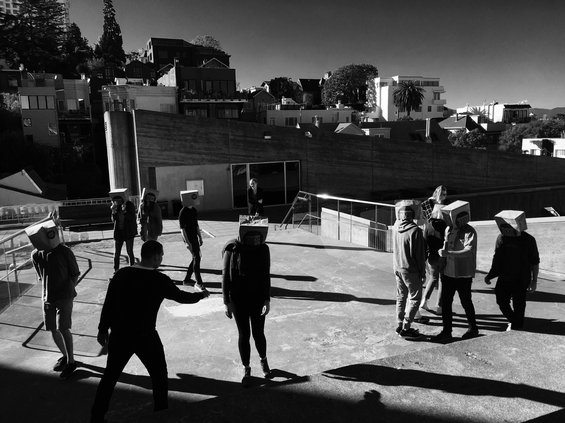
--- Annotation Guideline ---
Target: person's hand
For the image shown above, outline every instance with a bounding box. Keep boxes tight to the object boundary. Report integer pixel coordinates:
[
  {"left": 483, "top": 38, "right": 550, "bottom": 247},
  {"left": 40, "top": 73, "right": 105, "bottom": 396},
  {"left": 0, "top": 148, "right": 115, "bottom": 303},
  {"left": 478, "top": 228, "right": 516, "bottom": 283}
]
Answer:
[
  {"left": 438, "top": 249, "right": 448, "bottom": 258},
  {"left": 528, "top": 280, "right": 537, "bottom": 293},
  {"left": 97, "top": 329, "right": 109, "bottom": 347},
  {"left": 261, "top": 301, "right": 270, "bottom": 316},
  {"left": 225, "top": 303, "right": 233, "bottom": 319},
  {"left": 484, "top": 276, "right": 492, "bottom": 285}
]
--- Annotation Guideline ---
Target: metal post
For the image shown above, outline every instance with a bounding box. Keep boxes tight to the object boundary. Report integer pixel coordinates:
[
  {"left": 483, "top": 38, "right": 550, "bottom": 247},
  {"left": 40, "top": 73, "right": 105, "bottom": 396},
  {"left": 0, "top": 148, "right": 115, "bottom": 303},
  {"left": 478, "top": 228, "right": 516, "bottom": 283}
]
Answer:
[
  {"left": 350, "top": 201, "right": 353, "bottom": 243},
  {"left": 337, "top": 199, "right": 340, "bottom": 240}
]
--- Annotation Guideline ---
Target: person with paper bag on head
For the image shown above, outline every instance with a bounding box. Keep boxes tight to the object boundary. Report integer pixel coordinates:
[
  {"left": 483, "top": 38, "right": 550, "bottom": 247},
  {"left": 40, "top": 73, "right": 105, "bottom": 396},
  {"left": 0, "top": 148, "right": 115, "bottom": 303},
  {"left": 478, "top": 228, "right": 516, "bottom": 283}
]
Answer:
[
  {"left": 392, "top": 200, "right": 427, "bottom": 338},
  {"left": 433, "top": 200, "right": 479, "bottom": 342},
  {"left": 138, "top": 188, "right": 163, "bottom": 241},
  {"left": 222, "top": 218, "right": 272, "bottom": 387},
  {"left": 485, "top": 210, "right": 539, "bottom": 330},
  {"left": 26, "top": 219, "right": 80, "bottom": 379},
  {"left": 109, "top": 188, "right": 137, "bottom": 273},
  {"left": 178, "top": 190, "right": 207, "bottom": 292}
]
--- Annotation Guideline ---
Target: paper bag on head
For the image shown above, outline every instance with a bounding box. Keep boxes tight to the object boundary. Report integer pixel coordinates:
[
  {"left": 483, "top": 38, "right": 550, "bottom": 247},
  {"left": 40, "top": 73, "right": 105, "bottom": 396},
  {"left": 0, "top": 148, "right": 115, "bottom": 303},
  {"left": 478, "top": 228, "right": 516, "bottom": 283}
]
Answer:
[
  {"left": 441, "top": 200, "right": 470, "bottom": 227},
  {"left": 180, "top": 190, "right": 200, "bottom": 207},
  {"left": 109, "top": 188, "right": 129, "bottom": 204},
  {"left": 494, "top": 210, "right": 527, "bottom": 233},
  {"left": 394, "top": 200, "right": 421, "bottom": 221},
  {"left": 25, "top": 219, "right": 62, "bottom": 251},
  {"left": 141, "top": 187, "right": 159, "bottom": 202},
  {"left": 238, "top": 216, "right": 269, "bottom": 244}
]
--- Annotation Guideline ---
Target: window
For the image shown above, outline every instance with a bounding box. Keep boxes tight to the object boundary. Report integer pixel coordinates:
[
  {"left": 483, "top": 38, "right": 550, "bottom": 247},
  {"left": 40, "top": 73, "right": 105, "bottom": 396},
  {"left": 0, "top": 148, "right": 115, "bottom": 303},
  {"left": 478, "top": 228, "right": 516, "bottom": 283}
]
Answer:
[
  {"left": 428, "top": 106, "right": 432, "bottom": 112},
  {"left": 269, "top": 118, "right": 275, "bottom": 125},
  {"left": 554, "top": 149, "right": 565, "bottom": 157},
  {"left": 46, "top": 96, "right": 55, "bottom": 109},
  {"left": 433, "top": 92, "right": 441, "bottom": 101},
  {"left": 217, "top": 108, "right": 238, "bottom": 119},
  {"left": 29, "top": 96, "right": 38, "bottom": 109},
  {"left": 415, "top": 106, "right": 422, "bottom": 112},
  {"left": 129, "top": 99, "right": 135, "bottom": 111},
  {"left": 285, "top": 117, "right": 298, "bottom": 126},
  {"left": 67, "top": 99, "right": 77, "bottom": 110},
  {"left": 78, "top": 99, "right": 86, "bottom": 112},
  {"left": 437, "top": 106, "right": 443, "bottom": 112},
  {"left": 20, "top": 95, "right": 29, "bottom": 109}
]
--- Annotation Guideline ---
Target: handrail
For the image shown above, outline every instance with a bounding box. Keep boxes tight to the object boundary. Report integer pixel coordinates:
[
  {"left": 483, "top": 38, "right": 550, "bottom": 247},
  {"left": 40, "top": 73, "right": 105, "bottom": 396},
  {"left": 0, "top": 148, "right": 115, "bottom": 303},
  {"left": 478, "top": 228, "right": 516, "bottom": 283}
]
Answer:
[{"left": 0, "top": 213, "right": 55, "bottom": 244}]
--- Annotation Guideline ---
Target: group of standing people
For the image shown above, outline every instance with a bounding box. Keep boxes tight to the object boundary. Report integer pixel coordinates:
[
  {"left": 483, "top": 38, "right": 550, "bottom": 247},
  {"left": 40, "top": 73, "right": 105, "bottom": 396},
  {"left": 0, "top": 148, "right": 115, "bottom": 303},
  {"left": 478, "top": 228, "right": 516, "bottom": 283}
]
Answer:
[{"left": 393, "top": 185, "right": 540, "bottom": 341}]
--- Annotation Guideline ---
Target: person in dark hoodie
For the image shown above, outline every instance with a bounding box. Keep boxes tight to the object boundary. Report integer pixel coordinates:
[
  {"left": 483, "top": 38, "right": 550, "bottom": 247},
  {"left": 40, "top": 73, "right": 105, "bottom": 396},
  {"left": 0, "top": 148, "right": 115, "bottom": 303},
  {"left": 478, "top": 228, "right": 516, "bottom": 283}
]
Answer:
[{"left": 393, "top": 200, "right": 426, "bottom": 338}]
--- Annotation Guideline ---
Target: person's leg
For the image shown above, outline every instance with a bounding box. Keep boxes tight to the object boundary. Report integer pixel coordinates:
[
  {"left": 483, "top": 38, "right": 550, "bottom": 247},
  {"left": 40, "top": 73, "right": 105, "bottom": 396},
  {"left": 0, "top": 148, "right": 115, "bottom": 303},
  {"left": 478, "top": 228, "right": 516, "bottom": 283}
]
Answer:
[
  {"left": 395, "top": 271, "right": 408, "bottom": 329},
  {"left": 232, "top": 305, "right": 252, "bottom": 366},
  {"left": 136, "top": 332, "right": 169, "bottom": 412},
  {"left": 125, "top": 238, "right": 135, "bottom": 266},
  {"left": 404, "top": 272, "right": 423, "bottom": 327},
  {"left": 250, "top": 313, "right": 267, "bottom": 359},
  {"left": 512, "top": 282, "right": 527, "bottom": 329},
  {"left": 422, "top": 261, "right": 438, "bottom": 305},
  {"left": 113, "top": 239, "right": 124, "bottom": 272},
  {"left": 91, "top": 333, "right": 134, "bottom": 421},
  {"left": 193, "top": 253, "right": 203, "bottom": 285},
  {"left": 495, "top": 281, "right": 514, "bottom": 325},
  {"left": 440, "top": 275, "right": 457, "bottom": 334},
  {"left": 456, "top": 278, "right": 477, "bottom": 330},
  {"left": 57, "top": 299, "right": 74, "bottom": 363}
]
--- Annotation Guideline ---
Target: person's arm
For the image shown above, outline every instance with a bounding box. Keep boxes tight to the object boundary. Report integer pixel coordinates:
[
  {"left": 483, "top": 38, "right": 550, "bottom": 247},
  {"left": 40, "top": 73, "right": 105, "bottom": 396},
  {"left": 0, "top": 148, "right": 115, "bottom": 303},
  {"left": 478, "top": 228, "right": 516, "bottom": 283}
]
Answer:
[
  {"left": 163, "top": 275, "right": 208, "bottom": 303},
  {"left": 413, "top": 229, "right": 426, "bottom": 280},
  {"left": 222, "top": 248, "right": 234, "bottom": 318},
  {"left": 443, "top": 229, "right": 476, "bottom": 257},
  {"left": 485, "top": 235, "right": 503, "bottom": 284},
  {"left": 97, "top": 275, "right": 119, "bottom": 346},
  {"left": 67, "top": 248, "right": 80, "bottom": 286},
  {"left": 528, "top": 236, "right": 540, "bottom": 292},
  {"left": 260, "top": 245, "right": 271, "bottom": 316}
]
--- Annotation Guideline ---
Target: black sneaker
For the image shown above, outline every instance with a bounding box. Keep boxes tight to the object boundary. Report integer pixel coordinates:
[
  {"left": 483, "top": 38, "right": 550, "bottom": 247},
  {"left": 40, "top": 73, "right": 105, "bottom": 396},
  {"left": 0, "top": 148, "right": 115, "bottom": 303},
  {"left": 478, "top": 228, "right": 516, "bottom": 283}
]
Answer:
[
  {"left": 60, "top": 361, "right": 77, "bottom": 379},
  {"left": 431, "top": 331, "right": 453, "bottom": 342},
  {"left": 461, "top": 328, "right": 479, "bottom": 340},
  {"left": 260, "top": 358, "right": 273, "bottom": 379},
  {"left": 395, "top": 324, "right": 403, "bottom": 335},
  {"left": 242, "top": 366, "right": 251, "bottom": 388},
  {"left": 53, "top": 356, "right": 67, "bottom": 372},
  {"left": 399, "top": 327, "right": 420, "bottom": 338}
]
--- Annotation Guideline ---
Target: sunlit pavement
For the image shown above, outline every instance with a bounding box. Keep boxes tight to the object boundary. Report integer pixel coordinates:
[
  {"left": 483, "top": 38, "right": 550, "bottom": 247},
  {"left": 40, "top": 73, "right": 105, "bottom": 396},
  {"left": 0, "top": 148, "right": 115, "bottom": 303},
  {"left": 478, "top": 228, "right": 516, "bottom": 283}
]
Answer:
[{"left": 0, "top": 220, "right": 564, "bottom": 422}]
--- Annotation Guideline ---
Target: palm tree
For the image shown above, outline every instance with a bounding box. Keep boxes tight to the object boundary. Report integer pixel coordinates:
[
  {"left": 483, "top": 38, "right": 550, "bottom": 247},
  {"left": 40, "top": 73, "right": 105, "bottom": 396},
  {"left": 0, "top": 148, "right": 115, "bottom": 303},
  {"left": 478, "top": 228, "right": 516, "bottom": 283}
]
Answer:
[{"left": 393, "top": 80, "right": 425, "bottom": 119}]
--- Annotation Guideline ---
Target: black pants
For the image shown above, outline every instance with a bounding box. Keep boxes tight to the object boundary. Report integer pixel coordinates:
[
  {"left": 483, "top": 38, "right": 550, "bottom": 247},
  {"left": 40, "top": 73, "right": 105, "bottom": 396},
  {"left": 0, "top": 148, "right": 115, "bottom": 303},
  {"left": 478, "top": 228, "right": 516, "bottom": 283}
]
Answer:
[
  {"left": 114, "top": 238, "right": 134, "bottom": 272},
  {"left": 233, "top": 302, "right": 266, "bottom": 366},
  {"left": 440, "top": 275, "right": 477, "bottom": 334},
  {"left": 185, "top": 240, "right": 203, "bottom": 284},
  {"left": 91, "top": 331, "right": 168, "bottom": 421},
  {"left": 495, "top": 280, "right": 527, "bottom": 329}
]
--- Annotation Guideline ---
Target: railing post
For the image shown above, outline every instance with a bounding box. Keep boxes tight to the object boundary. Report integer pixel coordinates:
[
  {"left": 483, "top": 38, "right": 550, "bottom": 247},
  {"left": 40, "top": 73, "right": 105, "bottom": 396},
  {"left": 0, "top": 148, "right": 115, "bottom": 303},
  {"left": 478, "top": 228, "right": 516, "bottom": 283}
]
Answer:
[
  {"left": 350, "top": 201, "right": 353, "bottom": 243},
  {"left": 308, "top": 194, "right": 312, "bottom": 233},
  {"left": 11, "top": 239, "right": 18, "bottom": 284},
  {"left": 337, "top": 200, "right": 340, "bottom": 241}
]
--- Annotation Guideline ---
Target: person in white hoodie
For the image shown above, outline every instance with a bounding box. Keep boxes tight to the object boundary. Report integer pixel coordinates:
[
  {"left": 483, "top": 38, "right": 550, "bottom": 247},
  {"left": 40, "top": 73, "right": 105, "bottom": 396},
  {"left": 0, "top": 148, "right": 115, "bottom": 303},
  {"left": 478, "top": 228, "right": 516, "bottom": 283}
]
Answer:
[{"left": 393, "top": 201, "right": 426, "bottom": 338}]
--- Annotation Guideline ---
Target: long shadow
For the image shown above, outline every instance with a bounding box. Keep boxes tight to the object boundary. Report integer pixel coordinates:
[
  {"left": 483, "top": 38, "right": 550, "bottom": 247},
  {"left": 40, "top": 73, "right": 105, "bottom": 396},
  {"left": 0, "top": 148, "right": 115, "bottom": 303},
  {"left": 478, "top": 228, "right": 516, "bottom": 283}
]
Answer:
[
  {"left": 473, "top": 288, "right": 565, "bottom": 304},
  {"left": 267, "top": 240, "right": 376, "bottom": 251},
  {"left": 271, "top": 286, "right": 395, "bottom": 306},
  {"left": 324, "top": 363, "right": 565, "bottom": 408}
]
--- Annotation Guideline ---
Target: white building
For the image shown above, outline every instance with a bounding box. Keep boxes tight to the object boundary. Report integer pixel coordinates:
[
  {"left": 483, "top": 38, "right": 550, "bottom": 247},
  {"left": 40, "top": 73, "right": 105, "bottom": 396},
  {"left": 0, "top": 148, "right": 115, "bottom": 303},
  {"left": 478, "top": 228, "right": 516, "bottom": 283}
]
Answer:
[
  {"left": 1, "top": 0, "right": 70, "bottom": 26},
  {"left": 373, "top": 75, "right": 446, "bottom": 121},
  {"left": 101, "top": 85, "right": 178, "bottom": 114},
  {"left": 266, "top": 100, "right": 354, "bottom": 127},
  {"left": 457, "top": 102, "right": 531, "bottom": 124},
  {"left": 522, "top": 137, "right": 565, "bottom": 158}
]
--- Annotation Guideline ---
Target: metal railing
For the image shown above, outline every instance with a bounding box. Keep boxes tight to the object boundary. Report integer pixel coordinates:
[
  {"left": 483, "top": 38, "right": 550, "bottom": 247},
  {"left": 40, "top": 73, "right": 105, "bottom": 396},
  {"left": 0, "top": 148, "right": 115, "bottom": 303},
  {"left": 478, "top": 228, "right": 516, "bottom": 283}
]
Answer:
[
  {"left": 280, "top": 191, "right": 396, "bottom": 251},
  {"left": 0, "top": 212, "right": 65, "bottom": 312}
]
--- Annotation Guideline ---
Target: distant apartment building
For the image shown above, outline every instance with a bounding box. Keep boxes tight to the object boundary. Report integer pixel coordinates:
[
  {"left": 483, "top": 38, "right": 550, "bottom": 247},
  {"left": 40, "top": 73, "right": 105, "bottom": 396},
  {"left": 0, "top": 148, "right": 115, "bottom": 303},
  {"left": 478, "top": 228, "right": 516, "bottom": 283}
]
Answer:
[
  {"left": 265, "top": 99, "right": 354, "bottom": 127},
  {"left": 373, "top": 75, "right": 446, "bottom": 121},
  {"left": 1, "top": 0, "right": 70, "bottom": 26},
  {"left": 19, "top": 73, "right": 91, "bottom": 150},
  {"left": 101, "top": 85, "right": 178, "bottom": 114},
  {"left": 457, "top": 102, "right": 531, "bottom": 124},
  {"left": 522, "top": 137, "right": 565, "bottom": 158}
]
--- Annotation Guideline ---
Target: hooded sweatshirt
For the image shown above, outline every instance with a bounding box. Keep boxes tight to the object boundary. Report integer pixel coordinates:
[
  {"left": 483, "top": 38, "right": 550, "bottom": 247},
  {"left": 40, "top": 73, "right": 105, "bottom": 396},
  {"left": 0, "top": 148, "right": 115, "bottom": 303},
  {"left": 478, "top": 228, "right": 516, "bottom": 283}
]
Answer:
[{"left": 392, "top": 219, "right": 426, "bottom": 276}]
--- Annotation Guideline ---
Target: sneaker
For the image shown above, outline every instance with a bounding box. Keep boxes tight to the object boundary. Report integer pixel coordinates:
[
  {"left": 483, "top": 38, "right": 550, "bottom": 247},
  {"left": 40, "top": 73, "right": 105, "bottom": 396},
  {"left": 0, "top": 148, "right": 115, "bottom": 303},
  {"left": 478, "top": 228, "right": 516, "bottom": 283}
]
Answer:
[
  {"left": 241, "top": 366, "right": 251, "bottom": 387},
  {"left": 395, "top": 324, "right": 403, "bottom": 335},
  {"left": 194, "top": 283, "right": 207, "bottom": 292},
  {"left": 461, "top": 328, "right": 480, "bottom": 340},
  {"left": 431, "top": 331, "right": 453, "bottom": 342},
  {"left": 399, "top": 327, "right": 420, "bottom": 338},
  {"left": 60, "top": 361, "right": 77, "bottom": 379},
  {"left": 413, "top": 316, "right": 430, "bottom": 324},
  {"left": 260, "top": 357, "right": 273, "bottom": 379},
  {"left": 53, "top": 356, "right": 67, "bottom": 372}
]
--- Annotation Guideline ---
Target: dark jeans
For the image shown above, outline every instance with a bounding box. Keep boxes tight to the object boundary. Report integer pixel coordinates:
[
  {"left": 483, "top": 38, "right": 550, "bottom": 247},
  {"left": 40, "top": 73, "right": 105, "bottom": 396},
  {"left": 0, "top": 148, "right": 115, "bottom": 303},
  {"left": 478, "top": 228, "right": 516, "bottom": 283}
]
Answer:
[
  {"left": 495, "top": 280, "right": 527, "bottom": 329},
  {"left": 440, "top": 275, "right": 477, "bottom": 334},
  {"left": 185, "top": 240, "right": 202, "bottom": 284},
  {"left": 114, "top": 238, "right": 134, "bottom": 272},
  {"left": 233, "top": 302, "right": 267, "bottom": 366},
  {"left": 91, "top": 330, "right": 168, "bottom": 421}
]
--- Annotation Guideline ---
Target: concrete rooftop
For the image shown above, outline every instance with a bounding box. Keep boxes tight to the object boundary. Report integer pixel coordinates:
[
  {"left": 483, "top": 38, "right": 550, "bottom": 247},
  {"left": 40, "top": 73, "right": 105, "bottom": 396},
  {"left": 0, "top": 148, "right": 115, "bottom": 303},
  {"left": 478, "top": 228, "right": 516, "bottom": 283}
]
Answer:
[{"left": 0, "top": 219, "right": 564, "bottom": 422}]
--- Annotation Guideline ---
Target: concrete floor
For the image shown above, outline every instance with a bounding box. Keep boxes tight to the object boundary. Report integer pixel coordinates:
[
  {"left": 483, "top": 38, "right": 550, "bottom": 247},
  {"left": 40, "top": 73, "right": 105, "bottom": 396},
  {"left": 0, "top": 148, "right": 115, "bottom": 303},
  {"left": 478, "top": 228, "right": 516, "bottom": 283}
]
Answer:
[{"left": 0, "top": 221, "right": 564, "bottom": 422}]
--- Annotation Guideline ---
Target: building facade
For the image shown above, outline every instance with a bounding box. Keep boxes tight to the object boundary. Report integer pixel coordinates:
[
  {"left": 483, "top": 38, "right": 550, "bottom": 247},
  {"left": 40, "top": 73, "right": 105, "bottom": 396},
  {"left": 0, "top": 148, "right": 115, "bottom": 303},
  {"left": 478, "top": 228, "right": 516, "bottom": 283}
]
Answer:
[
  {"left": 265, "top": 101, "right": 354, "bottom": 127},
  {"left": 456, "top": 102, "right": 531, "bottom": 124},
  {"left": 523, "top": 137, "right": 565, "bottom": 158},
  {"left": 101, "top": 84, "right": 178, "bottom": 114},
  {"left": 373, "top": 75, "right": 446, "bottom": 121}
]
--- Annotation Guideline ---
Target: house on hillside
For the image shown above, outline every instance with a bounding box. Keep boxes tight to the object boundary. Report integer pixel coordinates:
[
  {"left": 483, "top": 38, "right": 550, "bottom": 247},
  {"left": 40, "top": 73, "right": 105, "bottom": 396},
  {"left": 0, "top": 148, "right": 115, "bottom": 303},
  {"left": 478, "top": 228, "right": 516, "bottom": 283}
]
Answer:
[
  {"left": 265, "top": 100, "right": 354, "bottom": 127},
  {"left": 523, "top": 137, "right": 565, "bottom": 158},
  {"left": 101, "top": 85, "right": 178, "bottom": 113},
  {"left": 457, "top": 102, "right": 531, "bottom": 124},
  {"left": 241, "top": 88, "right": 277, "bottom": 123},
  {"left": 373, "top": 75, "right": 446, "bottom": 121},
  {"left": 360, "top": 119, "right": 450, "bottom": 144}
]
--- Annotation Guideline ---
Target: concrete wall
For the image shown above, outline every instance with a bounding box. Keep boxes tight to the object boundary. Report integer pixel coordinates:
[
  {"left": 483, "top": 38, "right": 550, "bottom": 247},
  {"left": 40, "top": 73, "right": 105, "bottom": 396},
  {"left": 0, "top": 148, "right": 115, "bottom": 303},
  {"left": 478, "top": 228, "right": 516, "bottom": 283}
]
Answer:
[
  {"left": 104, "top": 111, "right": 139, "bottom": 194},
  {"left": 155, "top": 163, "right": 232, "bottom": 212}
]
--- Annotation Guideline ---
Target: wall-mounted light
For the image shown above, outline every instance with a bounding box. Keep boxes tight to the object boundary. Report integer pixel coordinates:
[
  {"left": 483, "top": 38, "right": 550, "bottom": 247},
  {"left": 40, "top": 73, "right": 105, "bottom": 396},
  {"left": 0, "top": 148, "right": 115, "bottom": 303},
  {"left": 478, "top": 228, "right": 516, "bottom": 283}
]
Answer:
[{"left": 263, "top": 131, "right": 272, "bottom": 140}]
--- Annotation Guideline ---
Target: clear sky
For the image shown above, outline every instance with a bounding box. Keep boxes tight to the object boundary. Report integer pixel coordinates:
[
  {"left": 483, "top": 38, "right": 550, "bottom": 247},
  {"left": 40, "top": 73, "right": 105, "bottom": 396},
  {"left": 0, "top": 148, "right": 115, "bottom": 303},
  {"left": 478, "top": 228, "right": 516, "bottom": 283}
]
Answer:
[{"left": 70, "top": 0, "right": 565, "bottom": 109}]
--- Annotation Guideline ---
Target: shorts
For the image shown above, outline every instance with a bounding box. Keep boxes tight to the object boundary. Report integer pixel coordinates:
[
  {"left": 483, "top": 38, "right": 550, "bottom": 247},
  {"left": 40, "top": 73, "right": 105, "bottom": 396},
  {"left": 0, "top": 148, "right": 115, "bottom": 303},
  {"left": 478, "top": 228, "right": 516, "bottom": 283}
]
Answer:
[{"left": 43, "top": 298, "right": 73, "bottom": 331}]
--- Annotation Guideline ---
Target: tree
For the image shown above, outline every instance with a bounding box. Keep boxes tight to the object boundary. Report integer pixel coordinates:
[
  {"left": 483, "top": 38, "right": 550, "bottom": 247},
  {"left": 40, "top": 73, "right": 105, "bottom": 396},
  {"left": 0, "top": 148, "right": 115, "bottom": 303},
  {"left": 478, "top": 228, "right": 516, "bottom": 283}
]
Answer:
[
  {"left": 94, "top": 0, "right": 126, "bottom": 67},
  {"left": 321, "top": 64, "right": 378, "bottom": 108},
  {"left": 266, "top": 77, "right": 302, "bottom": 102},
  {"left": 60, "top": 23, "right": 93, "bottom": 77},
  {"left": 0, "top": 0, "right": 66, "bottom": 71},
  {"left": 393, "top": 80, "right": 425, "bottom": 118},
  {"left": 498, "top": 120, "right": 565, "bottom": 153},
  {"left": 448, "top": 129, "right": 489, "bottom": 149},
  {"left": 190, "top": 35, "right": 223, "bottom": 51}
]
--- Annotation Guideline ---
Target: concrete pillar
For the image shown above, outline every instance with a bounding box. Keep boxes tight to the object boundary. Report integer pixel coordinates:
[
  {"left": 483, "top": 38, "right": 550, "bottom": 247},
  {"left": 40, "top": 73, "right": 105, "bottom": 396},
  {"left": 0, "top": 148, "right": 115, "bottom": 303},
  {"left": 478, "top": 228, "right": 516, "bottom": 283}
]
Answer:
[{"left": 104, "top": 111, "right": 139, "bottom": 195}]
